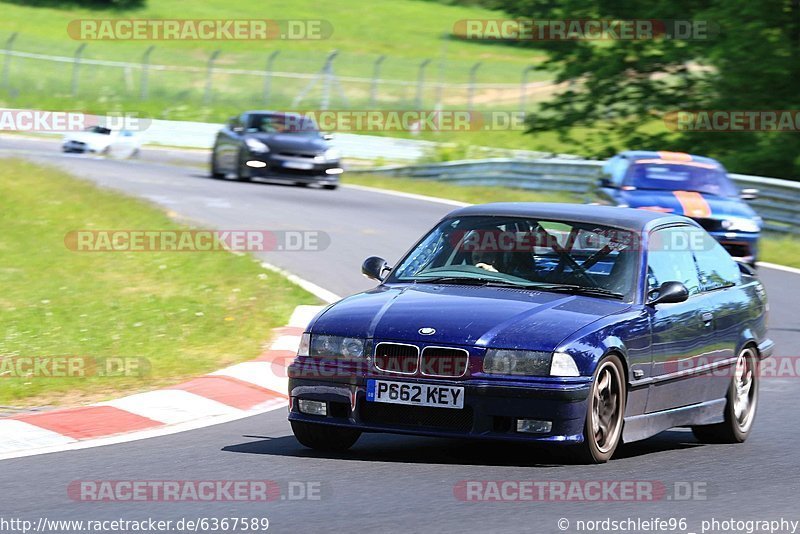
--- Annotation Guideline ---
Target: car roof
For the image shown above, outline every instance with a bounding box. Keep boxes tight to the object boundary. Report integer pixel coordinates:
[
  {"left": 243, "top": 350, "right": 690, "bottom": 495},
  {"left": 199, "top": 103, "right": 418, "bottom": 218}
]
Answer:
[
  {"left": 446, "top": 203, "right": 697, "bottom": 232},
  {"left": 616, "top": 150, "right": 723, "bottom": 167}
]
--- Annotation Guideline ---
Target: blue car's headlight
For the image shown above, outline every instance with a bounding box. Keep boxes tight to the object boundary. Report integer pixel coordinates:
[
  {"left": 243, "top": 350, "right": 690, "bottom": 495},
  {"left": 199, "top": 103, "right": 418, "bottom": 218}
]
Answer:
[
  {"left": 483, "top": 349, "right": 582, "bottom": 377},
  {"left": 308, "top": 334, "right": 365, "bottom": 359},
  {"left": 483, "top": 349, "right": 552, "bottom": 376},
  {"left": 721, "top": 217, "right": 761, "bottom": 233}
]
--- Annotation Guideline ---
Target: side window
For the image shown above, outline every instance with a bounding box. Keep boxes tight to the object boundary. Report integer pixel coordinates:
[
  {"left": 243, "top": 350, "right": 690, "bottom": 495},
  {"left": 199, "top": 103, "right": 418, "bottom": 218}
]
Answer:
[
  {"left": 646, "top": 228, "right": 701, "bottom": 295},
  {"left": 693, "top": 232, "right": 741, "bottom": 291},
  {"left": 601, "top": 156, "right": 629, "bottom": 186}
]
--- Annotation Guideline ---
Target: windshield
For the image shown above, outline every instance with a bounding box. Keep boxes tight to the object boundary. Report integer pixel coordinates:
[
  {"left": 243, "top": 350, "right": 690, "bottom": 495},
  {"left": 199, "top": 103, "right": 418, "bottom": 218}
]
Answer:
[
  {"left": 623, "top": 161, "right": 738, "bottom": 197},
  {"left": 246, "top": 113, "right": 319, "bottom": 135},
  {"left": 389, "top": 216, "right": 640, "bottom": 301}
]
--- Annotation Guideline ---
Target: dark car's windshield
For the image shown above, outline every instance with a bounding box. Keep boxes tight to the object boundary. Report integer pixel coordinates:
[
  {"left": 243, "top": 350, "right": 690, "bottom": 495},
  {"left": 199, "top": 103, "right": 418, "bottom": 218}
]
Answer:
[
  {"left": 389, "top": 216, "right": 640, "bottom": 301},
  {"left": 623, "top": 161, "right": 739, "bottom": 197},
  {"left": 246, "top": 113, "right": 319, "bottom": 135}
]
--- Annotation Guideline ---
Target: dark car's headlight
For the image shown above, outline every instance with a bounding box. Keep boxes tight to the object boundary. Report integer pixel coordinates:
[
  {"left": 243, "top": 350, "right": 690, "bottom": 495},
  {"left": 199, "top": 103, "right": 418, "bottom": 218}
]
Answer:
[
  {"left": 245, "top": 138, "right": 270, "bottom": 153},
  {"left": 299, "top": 334, "right": 365, "bottom": 359},
  {"left": 483, "top": 349, "right": 580, "bottom": 377}
]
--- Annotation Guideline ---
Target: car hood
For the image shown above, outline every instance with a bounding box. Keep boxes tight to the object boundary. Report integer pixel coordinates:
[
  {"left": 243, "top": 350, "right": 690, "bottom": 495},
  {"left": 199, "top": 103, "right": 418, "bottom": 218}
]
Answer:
[
  {"left": 310, "top": 284, "right": 630, "bottom": 351},
  {"left": 249, "top": 132, "right": 327, "bottom": 153},
  {"left": 620, "top": 189, "right": 757, "bottom": 219}
]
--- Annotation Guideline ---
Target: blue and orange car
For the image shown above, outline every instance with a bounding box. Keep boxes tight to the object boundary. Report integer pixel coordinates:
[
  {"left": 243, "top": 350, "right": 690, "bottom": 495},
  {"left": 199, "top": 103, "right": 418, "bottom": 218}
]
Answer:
[
  {"left": 288, "top": 203, "right": 771, "bottom": 463},
  {"left": 594, "top": 151, "right": 762, "bottom": 265}
]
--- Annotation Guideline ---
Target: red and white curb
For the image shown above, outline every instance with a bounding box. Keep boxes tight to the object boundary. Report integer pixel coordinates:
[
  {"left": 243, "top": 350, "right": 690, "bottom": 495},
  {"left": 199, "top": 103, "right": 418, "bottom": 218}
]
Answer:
[{"left": 0, "top": 305, "right": 323, "bottom": 461}]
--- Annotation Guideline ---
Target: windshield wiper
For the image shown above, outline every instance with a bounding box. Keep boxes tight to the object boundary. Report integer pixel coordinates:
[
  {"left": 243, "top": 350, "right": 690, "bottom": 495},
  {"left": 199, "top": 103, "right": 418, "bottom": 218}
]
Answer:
[
  {"left": 412, "top": 276, "right": 538, "bottom": 288},
  {"left": 528, "top": 284, "right": 625, "bottom": 299}
]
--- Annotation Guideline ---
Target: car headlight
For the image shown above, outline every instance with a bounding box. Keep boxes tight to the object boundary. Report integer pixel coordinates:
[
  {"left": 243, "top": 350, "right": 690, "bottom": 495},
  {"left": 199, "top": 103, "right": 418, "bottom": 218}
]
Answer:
[
  {"left": 297, "top": 333, "right": 311, "bottom": 357},
  {"left": 483, "top": 349, "right": 551, "bottom": 376},
  {"left": 721, "top": 217, "right": 760, "bottom": 233},
  {"left": 550, "top": 352, "right": 581, "bottom": 377},
  {"left": 309, "top": 335, "right": 365, "bottom": 359},
  {"left": 245, "top": 138, "right": 270, "bottom": 153}
]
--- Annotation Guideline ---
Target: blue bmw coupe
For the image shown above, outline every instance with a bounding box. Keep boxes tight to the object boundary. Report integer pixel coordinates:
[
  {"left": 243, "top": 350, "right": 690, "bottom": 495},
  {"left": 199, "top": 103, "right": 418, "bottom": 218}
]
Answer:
[{"left": 288, "top": 204, "right": 772, "bottom": 463}]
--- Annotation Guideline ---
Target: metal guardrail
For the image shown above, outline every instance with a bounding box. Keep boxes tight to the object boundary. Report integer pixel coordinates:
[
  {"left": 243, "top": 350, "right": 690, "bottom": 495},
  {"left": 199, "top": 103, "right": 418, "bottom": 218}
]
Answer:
[{"left": 351, "top": 158, "right": 800, "bottom": 235}]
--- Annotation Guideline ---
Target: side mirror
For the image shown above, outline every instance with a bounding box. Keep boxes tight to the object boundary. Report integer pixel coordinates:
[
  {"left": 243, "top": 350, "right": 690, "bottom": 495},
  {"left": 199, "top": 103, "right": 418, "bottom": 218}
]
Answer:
[
  {"left": 647, "top": 281, "right": 689, "bottom": 306},
  {"left": 362, "top": 256, "right": 390, "bottom": 281},
  {"left": 740, "top": 188, "right": 759, "bottom": 201},
  {"left": 598, "top": 177, "right": 613, "bottom": 188}
]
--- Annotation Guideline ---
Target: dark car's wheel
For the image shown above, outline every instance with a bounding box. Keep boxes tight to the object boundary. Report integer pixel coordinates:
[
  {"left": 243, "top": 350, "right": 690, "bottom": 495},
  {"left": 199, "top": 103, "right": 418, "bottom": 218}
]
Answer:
[
  {"left": 236, "top": 151, "right": 252, "bottom": 182},
  {"left": 210, "top": 151, "right": 225, "bottom": 179},
  {"left": 692, "top": 346, "right": 759, "bottom": 444},
  {"left": 575, "top": 353, "right": 626, "bottom": 464},
  {"left": 290, "top": 420, "right": 361, "bottom": 451}
]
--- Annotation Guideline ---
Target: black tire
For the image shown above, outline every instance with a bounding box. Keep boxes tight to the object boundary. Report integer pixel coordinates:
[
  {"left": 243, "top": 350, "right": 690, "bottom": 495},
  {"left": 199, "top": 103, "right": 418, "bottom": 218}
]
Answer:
[
  {"left": 574, "top": 353, "right": 627, "bottom": 464},
  {"left": 323, "top": 184, "right": 338, "bottom": 190},
  {"left": 236, "top": 150, "right": 252, "bottom": 182},
  {"left": 692, "top": 346, "right": 759, "bottom": 444},
  {"left": 290, "top": 420, "right": 361, "bottom": 451},
  {"left": 210, "top": 152, "right": 225, "bottom": 179}
]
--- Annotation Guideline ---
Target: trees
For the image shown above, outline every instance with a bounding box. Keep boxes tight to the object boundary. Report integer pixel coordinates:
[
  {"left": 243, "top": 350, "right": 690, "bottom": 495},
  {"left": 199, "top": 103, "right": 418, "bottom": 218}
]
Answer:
[{"left": 495, "top": 0, "right": 800, "bottom": 178}]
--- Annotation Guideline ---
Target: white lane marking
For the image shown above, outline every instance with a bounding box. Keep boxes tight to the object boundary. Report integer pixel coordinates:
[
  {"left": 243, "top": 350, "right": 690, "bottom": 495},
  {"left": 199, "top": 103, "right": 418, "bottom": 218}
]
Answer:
[
  {"left": 261, "top": 262, "right": 341, "bottom": 304},
  {"left": 0, "top": 420, "right": 76, "bottom": 453},
  {"left": 342, "top": 183, "right": 470, "bottom": 207},
  {"left": 289, "top": 305, "right": 324, "bottom": 329},
  {"left": 99, "top": 390, "right": 241, "bottom": 425},
  {"left": 758, "top": 261, "right": 800, "bottom": 276},
  {"left": 0, "top": 400, "right": 288, "bottom": 461},
  {"left": 270, "top": 335, "right": 302, "bottom": 352},
  {"left": 212, "top": 361, "right": 287, "bottom": 395}
]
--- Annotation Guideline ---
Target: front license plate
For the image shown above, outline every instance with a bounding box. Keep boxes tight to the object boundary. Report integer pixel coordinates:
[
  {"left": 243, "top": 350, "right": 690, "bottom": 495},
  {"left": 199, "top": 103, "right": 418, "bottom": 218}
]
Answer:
[
  {"left": 283, "top": 161, "right": 314, "bottom": 170},
  {"left": 366, "top": 379, "right": 464, "bottom": 409}
]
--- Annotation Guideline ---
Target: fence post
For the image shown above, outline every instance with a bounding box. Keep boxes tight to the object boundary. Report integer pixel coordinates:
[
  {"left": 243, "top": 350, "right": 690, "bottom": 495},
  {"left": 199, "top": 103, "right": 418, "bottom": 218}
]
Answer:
[
  {"left": 140, "top": 45, "right": 155, "bottom": 100},
  {"left": 71, "top": 43, "right": 86, "bottom": 97},
  {"left": 203, "top": 50, "right": 221, "bottom": 105},
  {"left": 467, "top": 62, "right": 482, "bottom": 112},
  {"left": 320, "top": 50, "right": 339, "bottom": 111},
  {"left": 520, "top": 65, "right": 536, "bottom": 114},
  {"left": 415, "top": 58, "right": 431, "bottom": 109},
  {"left": 369, "top": 55, "right": 385, "bottom": 107},
  {"left": 1, "top": 32, "right": 18, "bottom": 89},
  {"left": 263, "top": 50, "right": 280, "bottom": 104}
]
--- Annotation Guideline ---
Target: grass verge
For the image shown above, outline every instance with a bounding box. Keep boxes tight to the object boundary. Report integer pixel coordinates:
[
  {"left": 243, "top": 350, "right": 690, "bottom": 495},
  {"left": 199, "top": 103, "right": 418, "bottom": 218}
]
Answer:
[
  {"left": 0, "top": 158, "right": 317, "bottom": 407},
  {"left": 345, "top": 173, "right": 800, "bottom": 269}
]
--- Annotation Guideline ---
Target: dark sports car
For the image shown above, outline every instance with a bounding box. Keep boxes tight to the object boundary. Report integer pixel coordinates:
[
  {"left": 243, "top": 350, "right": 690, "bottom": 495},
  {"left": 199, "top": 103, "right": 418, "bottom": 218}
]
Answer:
[
  {"left": 287, "top": 203, "right": 772, "bottom": 463},
  {"left": 210, "top": 111, "right": 342, "bottom": 189}
]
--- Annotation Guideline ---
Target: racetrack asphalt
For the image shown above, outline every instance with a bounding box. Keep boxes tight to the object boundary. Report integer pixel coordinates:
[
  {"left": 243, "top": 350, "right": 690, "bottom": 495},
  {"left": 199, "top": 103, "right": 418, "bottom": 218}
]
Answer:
[{"left": 2, "top": 136, "right": 799, "bottom": 533}]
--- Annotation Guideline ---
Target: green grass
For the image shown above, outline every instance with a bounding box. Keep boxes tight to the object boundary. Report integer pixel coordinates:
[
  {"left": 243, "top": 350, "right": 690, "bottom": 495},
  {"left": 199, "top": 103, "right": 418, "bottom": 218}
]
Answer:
[
  {"left": 0, "top": 0, "right": 553, "bottom": 122},
  {"left": 346, "top": 173, "right": 800, "bottom": 269},
  {"left": 0, "top": 158, "right": 317, "bottom": 407},
  {"left": 760, "top": 236, "right": 800, "bottom": 269},
  {"left": 344, "top": 173, "right": 578, "bottom": 204}
]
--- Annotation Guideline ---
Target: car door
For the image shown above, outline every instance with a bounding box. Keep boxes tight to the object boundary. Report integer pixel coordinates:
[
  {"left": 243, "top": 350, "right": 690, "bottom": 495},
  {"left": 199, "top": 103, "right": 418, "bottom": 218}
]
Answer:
[
  {"left": 692, "top": 230, "right": 746, "bottom": 401},
  {"left": 644, "top": 225, "right": 718, "bottom": 413}
]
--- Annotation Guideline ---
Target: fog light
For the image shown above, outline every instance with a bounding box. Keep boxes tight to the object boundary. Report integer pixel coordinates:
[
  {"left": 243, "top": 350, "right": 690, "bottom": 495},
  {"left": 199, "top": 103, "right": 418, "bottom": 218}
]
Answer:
[
  {"left": 325, "top": 168, "right": 344, "bottom": 175},
  {"left": 516, "top": 419, "right": 552, "bottom": 434},
  {"left": 246, "top": 160, "right": 267, "bottom": 168},
  {"left": 298, "top": 399, "right": 327, "bottom": 416}
]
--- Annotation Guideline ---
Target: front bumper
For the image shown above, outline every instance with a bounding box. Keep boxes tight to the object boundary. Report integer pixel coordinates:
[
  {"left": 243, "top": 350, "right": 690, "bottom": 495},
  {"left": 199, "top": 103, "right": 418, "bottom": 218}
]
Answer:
[
  {"left": 244, "top": 154, "right": 342, "bottom": 184},
  {"left": 287, "top": 374, "right": 591, "bottom": 444},
  {"left": 707, "top": 230, "right": 759, "bottom": 265}
]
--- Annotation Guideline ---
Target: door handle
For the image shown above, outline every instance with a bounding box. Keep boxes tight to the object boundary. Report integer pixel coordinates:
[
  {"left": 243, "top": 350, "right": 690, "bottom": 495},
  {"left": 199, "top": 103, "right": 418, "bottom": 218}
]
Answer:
[{"left": 701, "top": 312, "right": 714, "bottom": 326}]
